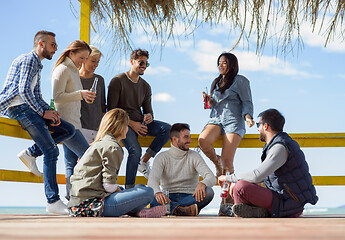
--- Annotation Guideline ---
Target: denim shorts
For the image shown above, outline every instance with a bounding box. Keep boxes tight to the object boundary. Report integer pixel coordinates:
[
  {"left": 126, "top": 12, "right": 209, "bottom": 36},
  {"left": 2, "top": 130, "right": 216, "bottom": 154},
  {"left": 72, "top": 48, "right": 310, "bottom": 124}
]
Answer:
[{"left": 206, "top": 119, "right": 245, "bottom": 138}]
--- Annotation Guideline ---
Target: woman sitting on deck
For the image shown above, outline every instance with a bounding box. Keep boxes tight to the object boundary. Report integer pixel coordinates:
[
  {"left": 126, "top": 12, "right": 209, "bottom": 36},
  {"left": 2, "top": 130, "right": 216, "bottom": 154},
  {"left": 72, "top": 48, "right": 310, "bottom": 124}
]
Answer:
[{"left": 68, "top": 108, "right": 166, "bottom": 217}]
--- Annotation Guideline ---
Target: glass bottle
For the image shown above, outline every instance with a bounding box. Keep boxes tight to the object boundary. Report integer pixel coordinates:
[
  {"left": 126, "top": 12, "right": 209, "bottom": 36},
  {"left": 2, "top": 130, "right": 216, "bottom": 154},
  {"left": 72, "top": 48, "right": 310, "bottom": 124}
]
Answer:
[
  {"left": 49, "top": 99, "right": 55, "bottom": 110},
  {"left": 220, "top": 171, "right": 231, "bottom": 198},
  {"left": 88, "top": 77, "right": 98, "bottom": 103},
  {"left": 203, "top": 87, "right": 210, "bottom": 109}
]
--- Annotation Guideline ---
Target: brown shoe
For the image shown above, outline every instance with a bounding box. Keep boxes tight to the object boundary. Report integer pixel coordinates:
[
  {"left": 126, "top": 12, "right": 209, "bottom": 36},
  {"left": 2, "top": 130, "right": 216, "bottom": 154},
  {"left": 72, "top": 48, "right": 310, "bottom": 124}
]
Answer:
[{"left": 173, "top": 204, "right": 198, "bottom": 216}]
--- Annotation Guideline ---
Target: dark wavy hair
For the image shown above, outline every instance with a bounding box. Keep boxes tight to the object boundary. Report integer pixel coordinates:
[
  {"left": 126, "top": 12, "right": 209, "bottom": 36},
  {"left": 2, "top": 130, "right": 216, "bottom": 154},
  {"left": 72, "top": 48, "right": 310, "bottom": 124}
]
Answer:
[
  {"left": 210, "top": 52, "right": 239, "bottom": 95},
  {"left": 258, "top": 109, "right": 285, "bottom": 132}
]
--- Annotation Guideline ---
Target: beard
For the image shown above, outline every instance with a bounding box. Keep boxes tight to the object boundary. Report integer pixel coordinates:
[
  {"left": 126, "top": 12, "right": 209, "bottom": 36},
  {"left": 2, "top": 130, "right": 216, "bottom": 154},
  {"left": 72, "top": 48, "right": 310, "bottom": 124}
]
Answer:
[
  {"left": 177, "top": 141, "right": 189, "bottom": 151},
  {"left": 42, "top": 48, "right": 53, "bottom": 60},
  {"left": 259, "top": 132, "right": 266, "bottom": 142}
]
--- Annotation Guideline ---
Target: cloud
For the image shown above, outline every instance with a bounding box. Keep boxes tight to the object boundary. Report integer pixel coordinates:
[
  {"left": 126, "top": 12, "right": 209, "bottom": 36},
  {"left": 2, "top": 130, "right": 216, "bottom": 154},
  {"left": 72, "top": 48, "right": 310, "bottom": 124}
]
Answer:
[
  {"left": 153, "top": 93, "right": 176, "bottom": 102},
  {"left": 337, "top": 74, "right": 345, "bottom": 79},
  {"left": 259, "top": 98, "right": 269, "bottom": 103},
  {"left": 190, "top": 40, "right": 223, "bottom": 72},
  {"left": 188, "top": 40, "right": 323, "bottom": 79},
  {"left": 145, "top": 66, "right": 171, "bottom": 76}
]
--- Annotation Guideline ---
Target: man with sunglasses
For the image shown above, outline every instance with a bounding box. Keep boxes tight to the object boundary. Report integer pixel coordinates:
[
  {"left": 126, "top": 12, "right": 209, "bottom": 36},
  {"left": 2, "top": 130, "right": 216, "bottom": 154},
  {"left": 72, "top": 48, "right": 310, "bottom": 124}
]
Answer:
[
  {"left": 218, "top": 108, "right": 318, "bottom": 218},
  {"left": 108, "top": 49, "right": 170, "bottom": 189},
  {"left": 0, "top": 31, "right": 76, "bottom": 214}
]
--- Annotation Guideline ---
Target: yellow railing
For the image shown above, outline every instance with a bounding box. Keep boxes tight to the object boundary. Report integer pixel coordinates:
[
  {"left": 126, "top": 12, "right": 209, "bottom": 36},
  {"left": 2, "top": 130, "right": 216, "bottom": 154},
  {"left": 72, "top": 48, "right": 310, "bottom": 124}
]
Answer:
[{"left": 1, "top": 117, "right": 345, "bottom": 185}]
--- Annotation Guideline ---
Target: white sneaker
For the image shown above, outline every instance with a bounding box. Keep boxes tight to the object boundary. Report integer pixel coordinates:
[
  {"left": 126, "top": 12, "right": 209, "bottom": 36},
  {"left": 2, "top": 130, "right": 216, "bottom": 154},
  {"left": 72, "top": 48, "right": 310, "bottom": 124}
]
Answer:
[
  {"left": 17, "top": 149, "right": 42, "bottom": 177},
  {"left": 137, "top": 161, "right": 151, "bottom": 179},
  {"left": 46, "top": 200, "right": 69, "bottom": 215}
]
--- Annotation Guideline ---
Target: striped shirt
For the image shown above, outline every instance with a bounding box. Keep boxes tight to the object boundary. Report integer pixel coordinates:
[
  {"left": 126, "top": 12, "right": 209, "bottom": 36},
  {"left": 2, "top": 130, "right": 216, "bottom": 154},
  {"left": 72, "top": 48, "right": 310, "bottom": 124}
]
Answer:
[{"left": 0, "top": 51, "right": 49, "bottom": 116}]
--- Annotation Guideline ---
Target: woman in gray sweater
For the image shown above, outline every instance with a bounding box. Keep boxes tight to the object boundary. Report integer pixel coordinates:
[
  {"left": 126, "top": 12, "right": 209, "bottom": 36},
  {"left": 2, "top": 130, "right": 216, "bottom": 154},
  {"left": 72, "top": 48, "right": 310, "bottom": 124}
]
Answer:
[{"left": 68, "top": 108, "right": 166, "bottom": 217}]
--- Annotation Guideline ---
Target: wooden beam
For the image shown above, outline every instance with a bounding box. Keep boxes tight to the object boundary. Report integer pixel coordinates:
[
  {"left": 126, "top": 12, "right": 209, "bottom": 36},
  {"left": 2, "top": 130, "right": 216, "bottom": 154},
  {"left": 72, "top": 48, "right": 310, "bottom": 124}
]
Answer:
[
  {"left": 80, "top": 0, "right": 90, "bottom": 43},
  {"left": 1, "top": 169, "right": 345, "bottom": 186},
  {"left": 1, "top": 117, "right": 344, "bottom": 148}
]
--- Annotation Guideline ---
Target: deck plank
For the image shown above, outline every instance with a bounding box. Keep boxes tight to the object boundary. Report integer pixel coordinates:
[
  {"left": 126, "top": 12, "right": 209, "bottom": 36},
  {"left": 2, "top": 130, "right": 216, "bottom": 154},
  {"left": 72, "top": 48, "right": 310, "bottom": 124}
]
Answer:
[{"left": 0, "top": 214, "right": 344, "bottom": 239}]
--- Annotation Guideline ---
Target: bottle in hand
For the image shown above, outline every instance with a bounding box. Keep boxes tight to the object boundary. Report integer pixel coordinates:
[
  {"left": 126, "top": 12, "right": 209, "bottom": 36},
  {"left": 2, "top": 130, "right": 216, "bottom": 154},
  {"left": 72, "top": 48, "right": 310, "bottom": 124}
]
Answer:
[
  {"left": 203, "top": 87, "right": 210, "bottom": 109},
  {"left": 220, "top": 171, "right": 231, "bottom": 198},
  {"left": 88, "top": 77, "right": 98, "bottom": 104},
  {"left": 48, "top": 99, "right": 56, "bottom": 124}
]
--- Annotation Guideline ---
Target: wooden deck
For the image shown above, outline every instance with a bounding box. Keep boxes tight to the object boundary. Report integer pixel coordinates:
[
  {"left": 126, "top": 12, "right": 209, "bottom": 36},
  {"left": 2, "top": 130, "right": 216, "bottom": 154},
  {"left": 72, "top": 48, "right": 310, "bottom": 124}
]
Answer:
[{"left": 0, "top": 214, "right": 344, "bottom": 239}]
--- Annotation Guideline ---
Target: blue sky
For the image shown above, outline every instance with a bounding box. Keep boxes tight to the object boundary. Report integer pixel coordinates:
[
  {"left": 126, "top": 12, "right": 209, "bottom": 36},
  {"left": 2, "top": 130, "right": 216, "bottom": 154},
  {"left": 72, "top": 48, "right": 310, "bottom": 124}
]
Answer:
[{"left": 0, "top": 0, "right": 344, "bottom": 209}]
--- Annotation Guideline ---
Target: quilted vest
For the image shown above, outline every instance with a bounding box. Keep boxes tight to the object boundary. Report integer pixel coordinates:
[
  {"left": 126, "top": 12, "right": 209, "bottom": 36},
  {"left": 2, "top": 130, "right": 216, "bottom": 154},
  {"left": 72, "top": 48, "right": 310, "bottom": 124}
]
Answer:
[{"left": 262, "top": 132, "right": 318, "bottom": 217}]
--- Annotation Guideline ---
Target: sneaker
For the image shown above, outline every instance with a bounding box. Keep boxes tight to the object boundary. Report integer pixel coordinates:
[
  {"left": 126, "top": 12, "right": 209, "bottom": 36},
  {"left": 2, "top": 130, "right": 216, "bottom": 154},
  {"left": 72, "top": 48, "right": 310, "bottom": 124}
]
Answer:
[
  {"left": 17, "top": 149, "right": 42, "bottom": 177},
  {"left": 137, "top": 205, "right": 166, "bottom": 218},
  {"left": 218, "top": 203, "right": 234, "bottom": 217},
  {"left": 46, "top": 200, "right": 69, "bottom": 215},
  {"left": 232, "top": 203, "right": 270, "bottom": 218},
  {"left": 137, "top": 161, "right": 151, "bottom": 179},
  {"left": 173, "top": 204, "right": 198, "bottom": 216}
]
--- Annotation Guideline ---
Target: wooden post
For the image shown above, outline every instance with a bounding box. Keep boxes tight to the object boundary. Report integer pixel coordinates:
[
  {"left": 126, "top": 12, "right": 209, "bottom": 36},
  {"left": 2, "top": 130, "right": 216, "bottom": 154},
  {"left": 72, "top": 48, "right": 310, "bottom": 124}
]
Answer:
[{"left": 80, "top": 0, "right": 90, "bottom": 43}]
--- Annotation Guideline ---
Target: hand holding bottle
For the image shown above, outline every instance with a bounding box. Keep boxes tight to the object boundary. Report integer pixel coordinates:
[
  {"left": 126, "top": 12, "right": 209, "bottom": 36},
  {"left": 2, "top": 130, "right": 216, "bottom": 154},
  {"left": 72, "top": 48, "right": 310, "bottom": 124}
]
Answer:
[
  {"left": 81, "top": 90, "right": 96, "bottom": 104},
  {"left": 202, "top": 87, "right": 210, "bottom": 109}
]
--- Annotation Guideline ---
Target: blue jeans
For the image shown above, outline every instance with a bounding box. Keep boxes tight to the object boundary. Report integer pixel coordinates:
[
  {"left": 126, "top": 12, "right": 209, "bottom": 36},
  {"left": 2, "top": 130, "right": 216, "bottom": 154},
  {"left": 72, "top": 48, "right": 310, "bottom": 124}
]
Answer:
[
  {"left": 62, "top": 129, "right": 89, "bottom": 200},
  {"left": 7, "top": 104, "right": 75, "bottom": 203},
  {"left": 122, "top": 120, "right": 170, "bottom": 188},
  {"left": 62, "top": 130, "right": 89, "bottom": 178},
  {"left": 103, "top": 184, "right": 154, "bottom": 217},
  {"left": 150, "top": 186, "right": 214, "bottom": 215}
]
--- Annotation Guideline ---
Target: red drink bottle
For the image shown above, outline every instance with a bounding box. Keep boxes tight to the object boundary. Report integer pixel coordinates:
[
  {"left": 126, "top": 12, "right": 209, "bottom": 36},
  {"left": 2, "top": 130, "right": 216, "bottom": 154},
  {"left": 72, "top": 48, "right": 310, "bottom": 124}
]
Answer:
[{"left": 220, "top": 171, "right": 231, "bottom": 198}]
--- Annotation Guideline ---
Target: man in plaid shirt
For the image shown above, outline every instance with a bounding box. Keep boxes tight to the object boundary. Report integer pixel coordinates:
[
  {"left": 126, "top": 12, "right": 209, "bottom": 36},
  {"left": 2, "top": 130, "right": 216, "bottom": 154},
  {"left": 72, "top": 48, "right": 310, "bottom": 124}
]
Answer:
[{"left": 0, "top": 31, "right": 75, "bottom": 215}]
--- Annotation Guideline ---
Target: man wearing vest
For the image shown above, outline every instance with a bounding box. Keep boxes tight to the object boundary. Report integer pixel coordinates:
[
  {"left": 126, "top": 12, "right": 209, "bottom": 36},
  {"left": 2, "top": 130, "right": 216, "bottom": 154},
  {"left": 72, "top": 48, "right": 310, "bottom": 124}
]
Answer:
[{"left": 218, "top": 108, "right": 318, "bottom": 217}]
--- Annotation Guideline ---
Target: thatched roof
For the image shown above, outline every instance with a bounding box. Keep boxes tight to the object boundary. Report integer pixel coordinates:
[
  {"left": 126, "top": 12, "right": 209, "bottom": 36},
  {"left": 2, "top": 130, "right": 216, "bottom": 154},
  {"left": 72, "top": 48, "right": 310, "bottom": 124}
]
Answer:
[{"left": 76, "top": 0, "right": 345, "bottom": 55}]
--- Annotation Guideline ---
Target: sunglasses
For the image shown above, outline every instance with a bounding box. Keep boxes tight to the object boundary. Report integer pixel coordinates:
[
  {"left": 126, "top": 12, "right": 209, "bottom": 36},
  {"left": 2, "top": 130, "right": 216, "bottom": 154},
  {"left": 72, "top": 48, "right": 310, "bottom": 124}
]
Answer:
[
  {"left": 136, "top": 60, "right": 150, "bottom": 68},
  {"left": 256, "top": 122, "right": 264, "bottom": 128}
]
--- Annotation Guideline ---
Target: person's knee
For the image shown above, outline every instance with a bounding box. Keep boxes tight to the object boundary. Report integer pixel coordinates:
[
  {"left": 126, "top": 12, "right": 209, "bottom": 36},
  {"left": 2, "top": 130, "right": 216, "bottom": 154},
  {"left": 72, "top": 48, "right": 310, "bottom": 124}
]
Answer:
[
  {"left": 198, "top": 136, "right": 209, "bottom": 149},
  {"left": 127, "top": 145, "right": 142, "bottom": 158},
  {"left": 233, "top": 180, "right": 250, "bottom": 196},
  {"left": 205, "top": 186, "right": 214, "bottom": 202},
  {"left": 43, "top": 144, "right": 59, "bottom": 161},
  {"left": 138, "top": 185, "right": 154, "bottom": 202},
  {"left": 159, "top": 122, "right": 171, "bottom": 137}
]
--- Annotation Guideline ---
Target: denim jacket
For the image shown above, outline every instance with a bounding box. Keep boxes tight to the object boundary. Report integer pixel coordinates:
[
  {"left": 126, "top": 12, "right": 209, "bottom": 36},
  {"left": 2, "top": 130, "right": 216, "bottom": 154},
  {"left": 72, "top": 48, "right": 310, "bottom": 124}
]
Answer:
[{"left": 209, "top": 75, "right": 253, "bottom": 135}]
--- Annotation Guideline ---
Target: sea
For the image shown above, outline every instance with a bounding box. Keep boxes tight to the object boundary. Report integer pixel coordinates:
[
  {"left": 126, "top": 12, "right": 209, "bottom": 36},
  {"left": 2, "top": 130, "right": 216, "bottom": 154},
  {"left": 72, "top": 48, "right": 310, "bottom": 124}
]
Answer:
[{"left": 1, "top": 207, "right": 345, "bottom": 215}]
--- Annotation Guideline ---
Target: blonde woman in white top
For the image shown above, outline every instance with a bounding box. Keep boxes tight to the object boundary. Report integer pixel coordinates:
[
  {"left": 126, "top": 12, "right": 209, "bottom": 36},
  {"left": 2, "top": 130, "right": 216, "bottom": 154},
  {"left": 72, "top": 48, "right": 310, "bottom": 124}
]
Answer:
[{"left": 52, "top": 40, "right": 95, "bottom": 200}]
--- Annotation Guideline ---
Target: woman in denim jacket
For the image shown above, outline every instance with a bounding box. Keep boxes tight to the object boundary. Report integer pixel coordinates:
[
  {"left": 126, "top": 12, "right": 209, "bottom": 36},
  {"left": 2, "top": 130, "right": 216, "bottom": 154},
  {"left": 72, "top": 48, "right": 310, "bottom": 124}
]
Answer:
[{"left": 199, "top": 52, "right": 255, "bottom": 177}]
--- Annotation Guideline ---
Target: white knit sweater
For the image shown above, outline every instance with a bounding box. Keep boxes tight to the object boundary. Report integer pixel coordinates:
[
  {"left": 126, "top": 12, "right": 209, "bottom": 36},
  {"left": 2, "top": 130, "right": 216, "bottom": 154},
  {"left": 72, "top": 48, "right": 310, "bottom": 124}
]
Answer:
[
  {"left": 148, "top": 145, "right": 216, "bottom": 194},
  {"left": 52, "top": 57, "right": 83, "bottom": 129}
]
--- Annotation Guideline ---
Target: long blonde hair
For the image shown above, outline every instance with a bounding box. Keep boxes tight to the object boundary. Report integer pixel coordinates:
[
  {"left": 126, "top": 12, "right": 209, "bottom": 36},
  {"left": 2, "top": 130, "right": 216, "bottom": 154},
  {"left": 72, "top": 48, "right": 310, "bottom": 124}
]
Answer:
[
  {"left": 91, "top": 108, "right": 129, "bottom": 145},
  {"left": 53, "top": 40, "right": 91, "bottom": 71}
]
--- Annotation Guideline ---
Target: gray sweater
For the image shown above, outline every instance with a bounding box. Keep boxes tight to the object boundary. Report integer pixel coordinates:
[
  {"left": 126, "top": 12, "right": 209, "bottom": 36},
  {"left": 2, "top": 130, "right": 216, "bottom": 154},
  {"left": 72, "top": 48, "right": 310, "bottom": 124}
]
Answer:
[{"left": 148, "top": 145, "right": 216, "bottom": 194}]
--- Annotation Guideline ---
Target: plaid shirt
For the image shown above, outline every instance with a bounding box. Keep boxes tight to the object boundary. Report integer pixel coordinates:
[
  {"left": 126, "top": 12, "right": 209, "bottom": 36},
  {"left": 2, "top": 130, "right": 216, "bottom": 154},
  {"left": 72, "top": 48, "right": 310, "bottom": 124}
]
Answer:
[{"left": 0, "top": 51, "right": 49, "bottom": 116}]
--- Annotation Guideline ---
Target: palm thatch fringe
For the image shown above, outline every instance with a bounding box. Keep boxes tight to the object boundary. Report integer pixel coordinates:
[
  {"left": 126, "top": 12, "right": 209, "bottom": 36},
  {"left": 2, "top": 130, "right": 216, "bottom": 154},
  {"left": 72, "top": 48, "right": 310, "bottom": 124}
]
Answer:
[{"left": 74, "top": 0, "right": 345, "bottom": 55}]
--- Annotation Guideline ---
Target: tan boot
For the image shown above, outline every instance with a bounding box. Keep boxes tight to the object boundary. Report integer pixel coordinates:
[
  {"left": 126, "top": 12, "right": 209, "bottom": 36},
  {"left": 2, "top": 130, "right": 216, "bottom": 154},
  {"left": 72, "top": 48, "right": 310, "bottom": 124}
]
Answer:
[
  {"left": 200, "top": 148, "right": 223, "bottom": 176},
  {"left": 173, "top": 204, "right": 198, "bottom": 216}
]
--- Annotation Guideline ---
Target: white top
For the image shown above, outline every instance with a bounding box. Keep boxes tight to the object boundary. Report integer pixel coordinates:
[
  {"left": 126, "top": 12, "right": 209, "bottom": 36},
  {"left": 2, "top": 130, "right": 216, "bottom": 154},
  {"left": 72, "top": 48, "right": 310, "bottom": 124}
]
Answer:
[
  {"left": 52, "top": 57, "right": 83, "bottom": 129},
  {"left": 148, "top": 145, "right": 216, "bottom": 194}
]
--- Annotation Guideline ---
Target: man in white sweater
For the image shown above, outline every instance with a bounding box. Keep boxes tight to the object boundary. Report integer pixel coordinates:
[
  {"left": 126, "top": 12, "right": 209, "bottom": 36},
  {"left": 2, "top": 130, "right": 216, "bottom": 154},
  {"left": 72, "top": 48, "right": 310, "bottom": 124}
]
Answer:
[{"left": 148, "top": 123, "right": 216, "bottom": 216}]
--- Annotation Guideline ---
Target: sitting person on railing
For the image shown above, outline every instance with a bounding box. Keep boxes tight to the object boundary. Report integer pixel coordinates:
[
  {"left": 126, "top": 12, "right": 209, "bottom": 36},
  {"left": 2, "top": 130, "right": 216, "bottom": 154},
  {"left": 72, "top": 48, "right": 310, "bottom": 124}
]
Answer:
[
  {"left": 218, "top": 109, "right": 318, "bottom": 218},
  {"left": 148, "top": 123, "right": 216, "bottom": 216},
  {"left": 68, "top": 108, "right": 166, "bottom": 218},
  {"left": 0, "top": 31, "right": 75, "bottom": 215},
  {"left": 107, "top": 49, "right": 171, "bottom": 188}
]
